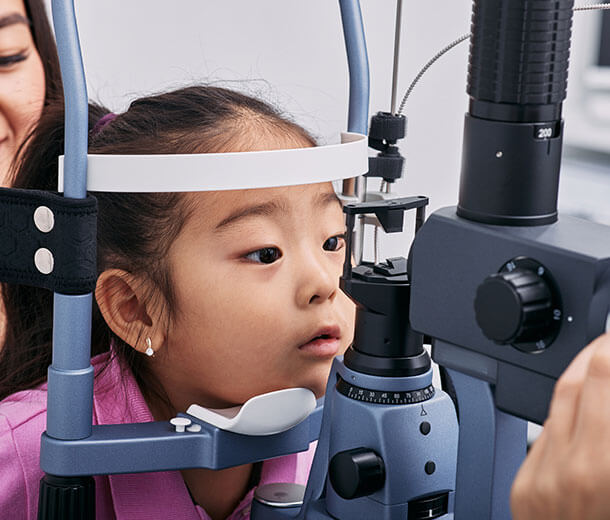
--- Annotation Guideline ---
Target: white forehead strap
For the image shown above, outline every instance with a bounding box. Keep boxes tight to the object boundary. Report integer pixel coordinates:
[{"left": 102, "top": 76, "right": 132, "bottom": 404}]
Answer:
[{"left": 58, "top": 132, "right": 367, "bottom": 193}]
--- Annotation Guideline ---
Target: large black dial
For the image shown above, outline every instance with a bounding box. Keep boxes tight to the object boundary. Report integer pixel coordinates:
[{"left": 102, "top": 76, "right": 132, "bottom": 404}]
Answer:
[{"left": 474, "top": 257, "right": 562, "bottom": 352}]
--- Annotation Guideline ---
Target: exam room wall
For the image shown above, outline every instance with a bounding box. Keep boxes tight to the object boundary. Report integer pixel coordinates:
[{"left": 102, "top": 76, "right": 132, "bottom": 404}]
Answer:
[
  {"left": 45, "top": 1, "right": 610, "bottom": 256},
  {"left": 44, "top": 0, "right": 472, "bottom": 258}
]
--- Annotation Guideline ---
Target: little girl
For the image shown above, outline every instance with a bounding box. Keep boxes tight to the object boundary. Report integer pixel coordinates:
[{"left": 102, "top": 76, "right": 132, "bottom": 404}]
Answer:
[{"left": 0, "top": 86, "right": 355, "bottom": 520}]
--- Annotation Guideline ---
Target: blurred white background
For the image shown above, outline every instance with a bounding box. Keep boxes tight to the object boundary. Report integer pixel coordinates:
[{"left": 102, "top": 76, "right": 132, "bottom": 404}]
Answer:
[
  {"left": 44, "top": 1, "right": 609, "bottom": 238},
  {"left": 46, "top": 1, "right": 471, "bottom": 219}
]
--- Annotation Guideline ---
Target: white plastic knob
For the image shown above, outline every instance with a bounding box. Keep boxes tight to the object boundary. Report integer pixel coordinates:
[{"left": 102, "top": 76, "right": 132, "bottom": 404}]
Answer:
[{"left": 170, "top": 417, "right": 191, "bottom": 433}]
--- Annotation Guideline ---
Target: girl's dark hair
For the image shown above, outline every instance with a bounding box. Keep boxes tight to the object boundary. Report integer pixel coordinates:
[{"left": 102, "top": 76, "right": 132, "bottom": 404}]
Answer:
[
  {"left": 25, "top": 0, "right": 63, "bottom": 103},
  {"left": 0, "top": 85, "right": 314, "bottom": 404}
]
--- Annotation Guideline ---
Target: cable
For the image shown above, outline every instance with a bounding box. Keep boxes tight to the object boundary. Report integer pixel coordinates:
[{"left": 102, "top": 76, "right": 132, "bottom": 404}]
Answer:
[
  {"left": 396, "top": 33, "right": 469, "bottom": 116},
  {"left": 374, "top": 2, "right": 610, "bottom": 263},
  {"left": 575, "top": 3, "right": 610, "bottom": 10},
  {"left": 396, "top": 3, "right": 610, "bottom": 116}
]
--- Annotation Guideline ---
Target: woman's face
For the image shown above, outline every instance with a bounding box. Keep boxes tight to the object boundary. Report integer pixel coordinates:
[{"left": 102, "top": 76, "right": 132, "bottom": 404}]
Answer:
[
  {"left": 0, "top": 0, "right": 45, "bottom": 185},
  {"left": 154, "top": 181, "right": 356, "bottom": 411}
]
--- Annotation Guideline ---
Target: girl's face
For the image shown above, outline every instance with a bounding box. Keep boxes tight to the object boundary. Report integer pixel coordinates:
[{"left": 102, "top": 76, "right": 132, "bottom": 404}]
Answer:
[
  {"left": 0, "top": 0, "right": 45, "bottom": 185},
  {"left": 154, "top": 181, "right": 355, "bottom": 410}
]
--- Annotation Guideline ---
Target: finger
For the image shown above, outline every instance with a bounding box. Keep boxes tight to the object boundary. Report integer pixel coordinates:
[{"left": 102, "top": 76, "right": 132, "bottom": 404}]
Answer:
[
  {"left": 513, "top": 335, "right": 610, "bottom": 520},
  {"left": 514, "top": 348, "right": 594, "bottom": 495},
  {"left": 511, "top": 426, "right": 555, "bottom": 520},
  {"left": 517, "top": 335, "right": 610, "bottom": 519},
  {"left": 570, "top": 333, "right": 610, "bottom": 443},
  {"left": 545, "top": 336, "right": 603, "bottom": 444}
]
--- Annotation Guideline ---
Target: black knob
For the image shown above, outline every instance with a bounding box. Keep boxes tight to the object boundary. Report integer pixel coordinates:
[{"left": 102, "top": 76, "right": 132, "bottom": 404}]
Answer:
[
  {"left": 475, "top": 268, "right": 553, "bottom": 345},
  {"left": 38, "top": 475, "right": 95, "bottom": 520},
  {"left": 329, "top": 448, "right": 385, "bottom": 500}
]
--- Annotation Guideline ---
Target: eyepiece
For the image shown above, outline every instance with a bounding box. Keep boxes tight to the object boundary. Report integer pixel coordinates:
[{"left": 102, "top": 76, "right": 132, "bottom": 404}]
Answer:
[{"left": 468, "top": 0, "right": 574, "bottom": 123}]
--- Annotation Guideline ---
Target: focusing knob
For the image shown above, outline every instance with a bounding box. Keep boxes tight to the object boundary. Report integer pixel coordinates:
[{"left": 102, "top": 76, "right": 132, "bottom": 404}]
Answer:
[
  {"left": 329, "top": 448, "right": 385, "bottom": 500},
  {"left": 475, "top": 258, "right": 562, "bottom": 351}
]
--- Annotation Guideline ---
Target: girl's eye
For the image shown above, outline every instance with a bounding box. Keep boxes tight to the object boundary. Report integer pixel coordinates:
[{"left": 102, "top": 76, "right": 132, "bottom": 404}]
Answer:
[
  {"left": 244, "top": 247, "right": 282, "bottom": 264},
  {"left": 323, "top": 234, "right": 346, "bottom": 252},
  {"left": 0, "top": 53, "right": 27, "bottom": 68}
]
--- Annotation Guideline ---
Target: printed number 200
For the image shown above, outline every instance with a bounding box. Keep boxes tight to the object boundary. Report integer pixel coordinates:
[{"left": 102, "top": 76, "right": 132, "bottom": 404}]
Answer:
[{"left": 537, "top": 127, "right": 553, "bottom": 139}]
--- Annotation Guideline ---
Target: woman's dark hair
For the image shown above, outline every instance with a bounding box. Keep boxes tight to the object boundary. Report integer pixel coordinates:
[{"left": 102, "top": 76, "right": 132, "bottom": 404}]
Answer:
[
  {"left": 0, "top": 85, "right": 315, "bottom": 405},
  {"left": 25, "top": 0, "right": 63, "bottom": 103}
]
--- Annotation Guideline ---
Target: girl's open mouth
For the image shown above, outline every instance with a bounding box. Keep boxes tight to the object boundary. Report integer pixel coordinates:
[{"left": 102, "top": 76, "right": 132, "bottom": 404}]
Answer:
[{"left": 299, "top": 326, "right": 341, "bottom": 358}]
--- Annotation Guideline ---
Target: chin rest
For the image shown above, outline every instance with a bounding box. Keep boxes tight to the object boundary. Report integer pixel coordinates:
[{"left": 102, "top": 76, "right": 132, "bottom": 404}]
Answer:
[{"left": 187, "top": 387, "right": 317, "bottom": 436}]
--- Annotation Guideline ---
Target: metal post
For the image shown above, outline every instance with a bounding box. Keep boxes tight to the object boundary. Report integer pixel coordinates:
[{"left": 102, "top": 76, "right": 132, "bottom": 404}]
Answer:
[
  {"left": 39, "top": 3, "right": 96, "bottom": 518},
  {"left": 48, "top": 0, "right": 93, "bottom": 442},
  {"left": 390, "top": 0, "right": 403, "bottom": 115},
  {"left": 338, "top": 0, "right": 370, "bottom": 263}
]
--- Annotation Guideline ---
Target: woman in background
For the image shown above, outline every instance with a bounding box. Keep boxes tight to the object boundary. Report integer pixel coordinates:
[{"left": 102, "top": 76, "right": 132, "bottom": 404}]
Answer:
[
  {"left": 0, "top": 0, "right": 60, "bottom": 185},
  {"left": 0, "top": 0, "right": 60, "bottom": 339}
]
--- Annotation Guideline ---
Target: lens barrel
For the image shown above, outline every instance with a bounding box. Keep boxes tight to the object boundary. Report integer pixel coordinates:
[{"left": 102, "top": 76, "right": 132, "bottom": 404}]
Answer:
[
  {"left": 458, "top": 0, "right": 574, "bottom": 226},
  {"left": 468, "top": 0, "right": 574, "bottom": 123}
]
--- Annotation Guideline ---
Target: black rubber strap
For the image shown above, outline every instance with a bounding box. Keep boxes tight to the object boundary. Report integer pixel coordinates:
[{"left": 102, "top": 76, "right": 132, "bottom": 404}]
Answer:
[{"left": 0, "top": 188, "right": 97, "bottom": 294}]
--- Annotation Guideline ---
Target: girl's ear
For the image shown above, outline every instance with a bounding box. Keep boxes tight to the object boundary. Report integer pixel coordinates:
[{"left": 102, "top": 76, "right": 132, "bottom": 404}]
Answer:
[{"left": 95, "top": 269, "right": 166, "bottom": 355}]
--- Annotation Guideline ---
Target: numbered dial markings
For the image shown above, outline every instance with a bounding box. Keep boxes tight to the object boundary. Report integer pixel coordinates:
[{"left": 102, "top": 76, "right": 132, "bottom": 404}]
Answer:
[
  {"left": 336, "top": 377, "right": 435, "bottom": 405},
  {"left": 500, "top": 257, "right": 563, "bottom": 353}
]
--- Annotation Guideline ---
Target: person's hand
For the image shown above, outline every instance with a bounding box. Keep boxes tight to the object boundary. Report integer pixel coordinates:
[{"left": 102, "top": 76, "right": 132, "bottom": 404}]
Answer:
[{"left": 511, "top": 332, "right": 610, "bottom": 520}]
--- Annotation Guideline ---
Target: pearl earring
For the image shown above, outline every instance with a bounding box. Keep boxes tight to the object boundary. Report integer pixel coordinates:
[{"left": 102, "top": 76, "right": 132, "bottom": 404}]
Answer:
[{"left": 145, "top": 337, "right": 154, "bottom": 357}]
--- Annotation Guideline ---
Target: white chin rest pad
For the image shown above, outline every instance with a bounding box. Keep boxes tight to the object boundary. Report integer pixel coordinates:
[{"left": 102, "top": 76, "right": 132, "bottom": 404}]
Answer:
[
  {"left": 186, "top": 387, "right": 317, "bottom": 436},
  {"left": 58, "top": 132, "right": 367, "bottom": 193}
]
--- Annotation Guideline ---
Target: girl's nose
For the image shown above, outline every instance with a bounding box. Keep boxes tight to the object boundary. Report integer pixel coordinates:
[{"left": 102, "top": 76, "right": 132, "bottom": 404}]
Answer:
[{"left": 295, "top": 253, "right": 338, "bottom": 307}]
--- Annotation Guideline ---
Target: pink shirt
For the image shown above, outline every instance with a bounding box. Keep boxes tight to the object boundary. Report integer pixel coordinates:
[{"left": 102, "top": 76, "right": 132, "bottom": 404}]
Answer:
[{"left": 0, "top": 352, "right": 316, "bottom": 519}]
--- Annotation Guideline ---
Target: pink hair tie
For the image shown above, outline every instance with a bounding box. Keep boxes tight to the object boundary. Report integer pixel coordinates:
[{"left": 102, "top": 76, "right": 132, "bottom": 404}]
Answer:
[{"left": 91, "top": 113, "right": 117, "bottom": 136}]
